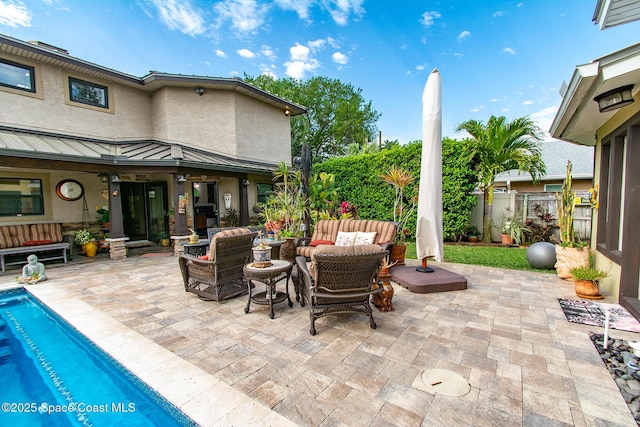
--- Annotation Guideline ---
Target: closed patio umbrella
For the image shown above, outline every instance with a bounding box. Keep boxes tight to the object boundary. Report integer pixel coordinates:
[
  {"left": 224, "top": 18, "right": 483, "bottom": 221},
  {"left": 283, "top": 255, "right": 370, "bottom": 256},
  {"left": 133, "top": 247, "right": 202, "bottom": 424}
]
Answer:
[{"left": 416, "top": 69, "right": 444, "bottom": 272}]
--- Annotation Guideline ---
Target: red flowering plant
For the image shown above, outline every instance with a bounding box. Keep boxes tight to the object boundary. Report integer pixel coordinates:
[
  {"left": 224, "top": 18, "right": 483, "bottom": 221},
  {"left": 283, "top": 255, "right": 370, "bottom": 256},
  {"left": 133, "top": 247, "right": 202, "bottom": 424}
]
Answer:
[
  {"left": 264, "top": 219, "right": 283, "bottom": 237},
  {"left": 340, "top": 201, "right": 358, "bottom": 219}
]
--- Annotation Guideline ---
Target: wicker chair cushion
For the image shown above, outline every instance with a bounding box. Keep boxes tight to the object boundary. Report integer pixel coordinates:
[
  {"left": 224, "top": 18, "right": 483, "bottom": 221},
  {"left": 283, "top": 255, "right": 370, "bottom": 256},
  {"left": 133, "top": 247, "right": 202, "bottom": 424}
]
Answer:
[{"left": 208, "top": 227, "right": 251, "bottom": 261}]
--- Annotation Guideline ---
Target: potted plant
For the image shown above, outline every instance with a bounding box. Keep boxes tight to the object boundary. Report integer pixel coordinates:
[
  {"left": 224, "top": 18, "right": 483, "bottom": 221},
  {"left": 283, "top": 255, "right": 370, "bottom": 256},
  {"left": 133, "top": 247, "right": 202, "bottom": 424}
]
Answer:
[
  {"left": 73, "top": 228, "right": 98, "bottom": 257},
  {"left": 380, "top": 165, "right": 416, "bottom": 265},
  {"left": 221, "top": 208, "right": 239, "bottom": 227},
  {"left": 569, "top": 266, "right": 608, "bottom": 299},
  {"left": 252, "top": 231, "right": 272, "bottom": 267},
  {"left": 158, "top": 232, "right": 171, "bottom": 247},
  {"left": 96, "top": 208, "right": 109, "bottom": 229},
  {"left": 554, "top": 160, "right": 590, "bottom": 279},
  {"left": 465, "top": 225, "right": 481, "bottom": 243}
]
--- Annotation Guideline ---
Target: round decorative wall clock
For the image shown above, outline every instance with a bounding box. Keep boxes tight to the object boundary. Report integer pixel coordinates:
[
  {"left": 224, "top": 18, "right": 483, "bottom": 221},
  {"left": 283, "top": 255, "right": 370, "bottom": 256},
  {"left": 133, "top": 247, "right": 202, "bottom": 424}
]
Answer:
[{"left": 55, "top": 179, "right": 84, "bottom": 201}]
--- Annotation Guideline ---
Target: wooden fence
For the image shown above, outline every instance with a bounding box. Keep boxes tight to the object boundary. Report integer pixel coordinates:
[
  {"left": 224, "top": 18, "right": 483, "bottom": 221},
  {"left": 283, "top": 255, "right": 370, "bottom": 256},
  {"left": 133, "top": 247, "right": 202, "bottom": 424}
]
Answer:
[{"left": 470, "top": 191, "right": 592, "bottom": 242}]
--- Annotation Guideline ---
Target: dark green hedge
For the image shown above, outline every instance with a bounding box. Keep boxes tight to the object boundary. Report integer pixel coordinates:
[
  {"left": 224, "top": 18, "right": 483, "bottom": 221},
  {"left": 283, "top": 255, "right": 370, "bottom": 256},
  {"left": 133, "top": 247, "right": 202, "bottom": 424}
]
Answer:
[{"left": 313, "top": 138, "right": 478, "bottom": 240}]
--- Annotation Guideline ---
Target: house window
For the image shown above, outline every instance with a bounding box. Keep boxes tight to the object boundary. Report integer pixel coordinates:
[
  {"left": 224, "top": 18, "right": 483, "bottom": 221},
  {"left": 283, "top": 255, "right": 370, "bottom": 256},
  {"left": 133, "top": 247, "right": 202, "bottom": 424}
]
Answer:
[
  {"left": 0, "top": 178, "right": 44, "bottom": 216},
  {"left": 0, "top": 58, "right": 35, "bottom": 92},
  {"left": 544, "top": 184, "right": 563, "bottom": 193},
  {"left": 69, "top": 77, "right": 108, "bottom": 108},
  {"left": 257, "top": 183, "right": 273, "bottom": 203}
]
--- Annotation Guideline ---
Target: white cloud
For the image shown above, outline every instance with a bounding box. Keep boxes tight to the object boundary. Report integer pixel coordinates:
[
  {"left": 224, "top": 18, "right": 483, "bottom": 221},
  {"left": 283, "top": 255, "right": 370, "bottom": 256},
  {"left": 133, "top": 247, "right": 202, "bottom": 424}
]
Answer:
[
  {"left": 471, "top": 105, "right": 485, "bottom": 113},
  {"left": 458, "top": 30, "right": 470, "bottom": 41},
  {"left": 215, "top": 49, "right": 227, "bottom": 58},
  {"left": 285, "top": 42, "right": 319, "bottom": 78},
  {"left": 274, "top": 0, "right": 313, "bottom": 20},
  {"left": 325, "top": 0, "right": 364, "bottom": 26},
  {"left": 415, "top": 64, "right": 425, "bottom": 71},
  {"left": 214, "top": 0, "right": 269, "bottom": 33},
  {"left": 523, "top": 100, "right": 534, "bottom": 105},
  {"left": 493, "top": 11, "right": 504, "bottom": 17},
  {"left": 262, "top": 45, "right": 276, "bottom": 61},
  {"left": 308, "top": 39, "right": 326, "bottom": 50},
  {"left": 530, "top": 105, "right": 560, "bottom": 140},
  {"left": 290, "top": 42, "right": 310, "bottom": 61},
  {"left": 454, "top": 52, "right": 463, "bottom": 58},
  {"left": 420, "top": 11, "right": 441, "bottom": 27},
  {"left": 260, "top": 64, "right": 277, "bottom": 78},
  {"left": 0, "top": 1, "right": 31, "bottom": 27},
  {"left": 150, "top": 0, "right": 205, "bottom": 36},
  {"left": 332, "top": 51, "right": 348, "bottom": 65},
  {"left": 503, "top": 47, "right": 516, "bottom": 55},
  {"left": 237, "top": 48, "right": 256, "bottom": 58}
]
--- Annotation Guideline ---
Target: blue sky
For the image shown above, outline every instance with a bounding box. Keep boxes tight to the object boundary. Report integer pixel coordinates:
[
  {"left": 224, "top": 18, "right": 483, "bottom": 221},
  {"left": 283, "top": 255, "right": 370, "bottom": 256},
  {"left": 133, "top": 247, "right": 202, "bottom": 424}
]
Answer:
[{"left": 1, "top": 0, "right": 639, "bottom": 144}]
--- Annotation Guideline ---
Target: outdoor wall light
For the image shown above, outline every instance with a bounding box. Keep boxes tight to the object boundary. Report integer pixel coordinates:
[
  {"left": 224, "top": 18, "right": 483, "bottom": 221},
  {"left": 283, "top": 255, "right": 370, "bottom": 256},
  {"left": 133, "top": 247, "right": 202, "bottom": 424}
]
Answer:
[
  {"left": 594, "top": 84, "right": 634, "bottom": 113},
  {"left": 284, "top": 106, "right": 290, "bottom": 116},
  {"left": 111, "top": 175, "right": 121, "bottom": 183},
  {"left": 195, "top": 87, "right": 205, "bottom": 96},
  {"left": 177, "top": 175, "right": 187, "bottom": 183}
]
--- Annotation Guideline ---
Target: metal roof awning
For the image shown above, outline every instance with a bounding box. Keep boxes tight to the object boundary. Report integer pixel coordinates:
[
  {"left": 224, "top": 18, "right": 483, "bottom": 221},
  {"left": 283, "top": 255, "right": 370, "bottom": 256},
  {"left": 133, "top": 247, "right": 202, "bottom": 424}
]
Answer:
[{"left": 0, "top": 127, "right": 277, "bottom": 174}]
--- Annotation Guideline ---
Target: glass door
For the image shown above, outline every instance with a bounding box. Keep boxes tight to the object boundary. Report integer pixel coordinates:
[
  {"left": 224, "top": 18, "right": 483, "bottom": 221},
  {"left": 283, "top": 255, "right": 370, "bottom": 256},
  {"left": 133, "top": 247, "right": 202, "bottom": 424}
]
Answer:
[
  {"left": 120, "top": 182, "right": 168, "bottom": 241},
  {"left": 147, "top": 182, "right": 168, "bottom": 242}
]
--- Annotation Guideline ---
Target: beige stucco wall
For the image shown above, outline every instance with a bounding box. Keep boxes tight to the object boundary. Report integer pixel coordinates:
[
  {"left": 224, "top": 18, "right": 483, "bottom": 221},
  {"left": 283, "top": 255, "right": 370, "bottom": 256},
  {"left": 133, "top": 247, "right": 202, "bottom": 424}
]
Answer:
[
  {"left": 151, "top": 87, "right": 238, "bottom": 155},
  {"left": 591, "top": 96, "right": 640, "bottom": 299},
  {"left": 0, "top": 53, "right": 153, "bottom": 140},
  {"left": 235, "top": 95, "right": 292, "bottom": 164}
]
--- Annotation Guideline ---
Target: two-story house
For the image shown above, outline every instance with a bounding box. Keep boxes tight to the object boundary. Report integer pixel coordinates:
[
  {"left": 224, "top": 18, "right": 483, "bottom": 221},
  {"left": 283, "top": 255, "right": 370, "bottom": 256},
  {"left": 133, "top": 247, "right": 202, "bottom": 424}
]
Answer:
[{"left": 0, "top": 34, "right": 306, "bottom": 249}]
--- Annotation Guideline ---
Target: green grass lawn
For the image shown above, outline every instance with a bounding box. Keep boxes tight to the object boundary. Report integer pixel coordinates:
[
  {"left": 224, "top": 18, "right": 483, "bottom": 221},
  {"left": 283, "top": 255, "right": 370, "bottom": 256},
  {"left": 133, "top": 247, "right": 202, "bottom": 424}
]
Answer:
[{"left": 405, "top": 242, "right": 556, "bottom": 273}]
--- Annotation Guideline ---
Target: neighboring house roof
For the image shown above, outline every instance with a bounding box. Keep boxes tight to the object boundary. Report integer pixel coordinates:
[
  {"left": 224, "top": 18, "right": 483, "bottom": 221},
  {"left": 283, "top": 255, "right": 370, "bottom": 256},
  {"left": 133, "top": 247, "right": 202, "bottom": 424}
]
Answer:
[
  {"left": 593, "top": 0, "right": 640, "bottom": 29},
  {"left": 0, "top": 127, "right": 276, "bottom": 173},
  {"left": 0, "top": 34, "right": 307, "bottom": 116},
  {"left": 495, "top": 139, "right": 594, "bottom": 183},
  {"left": 549, "top": 41, "right": 640, "bottom": 146}
]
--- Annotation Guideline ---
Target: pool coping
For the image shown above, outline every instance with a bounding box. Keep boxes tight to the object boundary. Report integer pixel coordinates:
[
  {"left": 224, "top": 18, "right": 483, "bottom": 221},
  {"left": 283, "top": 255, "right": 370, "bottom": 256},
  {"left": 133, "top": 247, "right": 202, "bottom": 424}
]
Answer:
[{"left": 1, "top": 281, "right": 295, "bottom": 427}]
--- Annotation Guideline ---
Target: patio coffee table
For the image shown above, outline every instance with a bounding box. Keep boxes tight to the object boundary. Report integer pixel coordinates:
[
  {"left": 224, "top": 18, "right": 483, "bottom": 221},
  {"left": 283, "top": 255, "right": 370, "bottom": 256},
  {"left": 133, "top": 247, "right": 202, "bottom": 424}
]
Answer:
[{"left": 244, "top": 260, "right": 293, "bottom": 319}]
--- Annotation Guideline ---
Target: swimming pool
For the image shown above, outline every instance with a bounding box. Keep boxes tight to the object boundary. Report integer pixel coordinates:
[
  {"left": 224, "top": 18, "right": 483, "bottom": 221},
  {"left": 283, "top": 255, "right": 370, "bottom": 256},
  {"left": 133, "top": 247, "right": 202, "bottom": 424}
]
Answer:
[{"left": 0, "top": 288, "right": 197, "bottom": 426}]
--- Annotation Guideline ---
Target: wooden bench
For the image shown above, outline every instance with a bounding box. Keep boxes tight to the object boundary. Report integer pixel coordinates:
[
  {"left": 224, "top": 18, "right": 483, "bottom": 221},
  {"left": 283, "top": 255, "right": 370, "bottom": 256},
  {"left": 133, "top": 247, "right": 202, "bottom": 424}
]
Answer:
[{"left": 0, "top": 242, "right": 70, "bottom": 272}]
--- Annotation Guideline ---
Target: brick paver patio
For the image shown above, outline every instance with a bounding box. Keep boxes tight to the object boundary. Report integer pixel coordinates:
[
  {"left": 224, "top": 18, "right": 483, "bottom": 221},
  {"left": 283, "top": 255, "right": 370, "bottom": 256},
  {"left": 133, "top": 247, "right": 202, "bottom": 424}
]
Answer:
[{"left": 2, "top": 253, "right": 637, "bottom": 426}]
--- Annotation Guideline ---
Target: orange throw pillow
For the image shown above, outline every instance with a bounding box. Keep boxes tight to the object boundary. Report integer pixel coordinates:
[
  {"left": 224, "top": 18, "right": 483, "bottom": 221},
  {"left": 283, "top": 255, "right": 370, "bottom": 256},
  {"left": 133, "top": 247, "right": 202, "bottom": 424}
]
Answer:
[
  {"left": 309, "top": 240, "right": 334, "bottom": 247},
  {"left": 198, "top": 254, "right": 209, "bottom": 260}
]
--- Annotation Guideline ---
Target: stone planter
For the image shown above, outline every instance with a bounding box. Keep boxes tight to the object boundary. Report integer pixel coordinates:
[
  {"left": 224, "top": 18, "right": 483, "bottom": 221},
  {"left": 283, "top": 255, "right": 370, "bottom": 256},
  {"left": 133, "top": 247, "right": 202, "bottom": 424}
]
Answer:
[
  {"left": 574, "top": 279, "right": 603, "bottom": 300},
  {"left": 554, "top": 245, "right": 590, "bottom": 279}
]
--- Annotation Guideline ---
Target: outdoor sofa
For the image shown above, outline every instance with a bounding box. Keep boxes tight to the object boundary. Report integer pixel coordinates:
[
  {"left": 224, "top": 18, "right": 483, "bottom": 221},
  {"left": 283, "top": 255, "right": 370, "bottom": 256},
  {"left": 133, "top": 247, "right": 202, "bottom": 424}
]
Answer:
[
  {"left": 295, "top": 219, "right": 396, "bottom": 260},
  {"left": 0, "top": 223, "right": 72, "bottom": 272}
]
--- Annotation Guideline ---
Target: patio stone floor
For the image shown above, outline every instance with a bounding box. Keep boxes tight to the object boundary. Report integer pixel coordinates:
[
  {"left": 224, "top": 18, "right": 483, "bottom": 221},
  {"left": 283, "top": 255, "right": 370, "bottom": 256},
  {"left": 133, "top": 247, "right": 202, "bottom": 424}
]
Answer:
[{"left": 1, "top": 253, "right": 638, "bottom": 426}]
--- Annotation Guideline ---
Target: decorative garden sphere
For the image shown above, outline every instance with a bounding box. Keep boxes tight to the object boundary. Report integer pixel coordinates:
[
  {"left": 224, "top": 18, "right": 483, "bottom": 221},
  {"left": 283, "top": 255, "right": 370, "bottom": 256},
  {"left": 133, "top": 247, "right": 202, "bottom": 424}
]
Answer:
[{"left": 526, "top": 242, "right": 556, "bottom": 269}]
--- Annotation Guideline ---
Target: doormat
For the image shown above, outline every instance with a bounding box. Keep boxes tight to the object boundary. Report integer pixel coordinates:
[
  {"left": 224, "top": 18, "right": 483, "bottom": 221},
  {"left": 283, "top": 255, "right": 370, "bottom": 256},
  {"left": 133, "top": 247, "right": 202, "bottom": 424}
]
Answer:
[
  {"left": 139, "top": 253, "right": 173, "bottom": 258},
  {"left": 558, "top": 298, "right": 640, "bottom": 333}
]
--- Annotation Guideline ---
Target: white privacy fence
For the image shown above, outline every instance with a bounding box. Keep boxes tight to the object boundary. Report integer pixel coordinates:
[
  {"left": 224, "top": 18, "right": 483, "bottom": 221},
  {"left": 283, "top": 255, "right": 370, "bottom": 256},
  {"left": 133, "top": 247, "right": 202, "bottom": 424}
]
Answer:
[{"left": 469, "top": 191, "right": 592, "bottom": 243}]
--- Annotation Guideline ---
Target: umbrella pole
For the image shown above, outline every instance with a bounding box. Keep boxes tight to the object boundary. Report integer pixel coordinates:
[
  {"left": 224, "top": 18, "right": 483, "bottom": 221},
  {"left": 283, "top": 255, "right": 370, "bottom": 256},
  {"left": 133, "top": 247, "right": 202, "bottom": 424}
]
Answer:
[{"left": 416, "top": 257, "right": 434, "bottom": 273}]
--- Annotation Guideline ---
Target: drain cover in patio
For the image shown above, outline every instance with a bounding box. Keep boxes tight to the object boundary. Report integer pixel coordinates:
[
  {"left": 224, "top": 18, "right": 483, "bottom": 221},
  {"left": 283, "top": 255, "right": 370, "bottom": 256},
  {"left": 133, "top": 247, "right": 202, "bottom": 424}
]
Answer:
[
  {"left": 391, "top": 265, "right": 467, "bottom": 293},
  {"left": 421, "top": 369, "right": 471, "bottom": 397}
]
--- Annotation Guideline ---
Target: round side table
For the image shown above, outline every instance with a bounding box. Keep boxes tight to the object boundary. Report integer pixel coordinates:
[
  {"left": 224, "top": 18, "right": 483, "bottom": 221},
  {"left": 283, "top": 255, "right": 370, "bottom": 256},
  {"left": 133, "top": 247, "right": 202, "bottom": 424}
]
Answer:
[{"left": 243, "top": 260, "right": 293, "bottom": 319}]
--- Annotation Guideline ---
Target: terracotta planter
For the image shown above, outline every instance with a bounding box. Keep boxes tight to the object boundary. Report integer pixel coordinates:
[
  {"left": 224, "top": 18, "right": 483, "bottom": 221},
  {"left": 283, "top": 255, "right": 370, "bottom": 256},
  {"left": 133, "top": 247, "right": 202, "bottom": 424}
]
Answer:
[
  {"left": 574, "top": 279, "right": 603, "bottom": 300},
  {"left": 501, "top": 234, "right": 513, "bottom": 245},
  {"left": 390, "top": 244, "right": 406, "bottom": 266},
  {"left": 468, "top": 236, "right": 479, "bottom": 243},
  {"left": 554, "top": 245, "right": 590, "bottom": 279}
]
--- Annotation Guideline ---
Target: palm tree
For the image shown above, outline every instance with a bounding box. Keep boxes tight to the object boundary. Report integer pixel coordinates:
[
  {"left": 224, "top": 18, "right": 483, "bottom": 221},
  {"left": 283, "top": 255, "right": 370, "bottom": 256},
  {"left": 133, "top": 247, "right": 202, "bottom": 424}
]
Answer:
[{"left": 455, "top": 115, "right": 546, "bottom": 243}]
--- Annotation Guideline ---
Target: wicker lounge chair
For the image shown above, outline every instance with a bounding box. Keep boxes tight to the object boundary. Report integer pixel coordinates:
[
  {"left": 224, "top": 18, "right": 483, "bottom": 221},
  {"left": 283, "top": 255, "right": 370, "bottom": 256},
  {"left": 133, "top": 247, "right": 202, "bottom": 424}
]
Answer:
[
  {"left": 179, "top": 228, "right": 257, "bottom": 301},
  {"left": 295, "top": 244, "right": 388, "bottom": 335}
]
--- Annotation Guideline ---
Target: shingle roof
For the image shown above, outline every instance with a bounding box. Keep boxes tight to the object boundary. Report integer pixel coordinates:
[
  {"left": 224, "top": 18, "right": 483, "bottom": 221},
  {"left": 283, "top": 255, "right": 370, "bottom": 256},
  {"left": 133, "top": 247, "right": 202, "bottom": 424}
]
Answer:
[{"left": 495, "top": 139, "right": 594, "bottom": 183}]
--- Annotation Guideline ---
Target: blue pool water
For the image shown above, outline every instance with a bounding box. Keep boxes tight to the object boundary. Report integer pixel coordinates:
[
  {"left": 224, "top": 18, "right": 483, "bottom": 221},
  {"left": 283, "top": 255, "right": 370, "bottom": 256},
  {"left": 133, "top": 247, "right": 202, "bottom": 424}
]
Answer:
[{"left": 0, "top": 288, "right": 197, "bottom": 426}]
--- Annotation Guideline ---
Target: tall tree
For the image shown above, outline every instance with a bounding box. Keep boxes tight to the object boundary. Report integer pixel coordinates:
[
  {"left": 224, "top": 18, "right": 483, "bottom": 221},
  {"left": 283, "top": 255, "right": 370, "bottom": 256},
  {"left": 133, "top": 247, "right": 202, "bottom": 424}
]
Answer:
[
  {"left": 455, "top": 115, "right": 546, "bottom": 243},
  {"left": 244, "top": 74, "right": 380, "bottom": 162}
]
